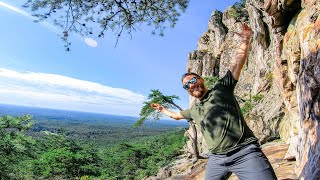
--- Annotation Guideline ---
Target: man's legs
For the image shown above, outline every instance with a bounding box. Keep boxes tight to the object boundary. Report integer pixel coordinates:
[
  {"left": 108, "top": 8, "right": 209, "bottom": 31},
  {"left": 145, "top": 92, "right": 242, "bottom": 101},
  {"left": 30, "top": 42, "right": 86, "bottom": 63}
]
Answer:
[
  {"left": 205, "top": 154, "right": 231, "bottom": 180},
  {"left": 226, "top": 144, "right": 277, "bottom": 180}
]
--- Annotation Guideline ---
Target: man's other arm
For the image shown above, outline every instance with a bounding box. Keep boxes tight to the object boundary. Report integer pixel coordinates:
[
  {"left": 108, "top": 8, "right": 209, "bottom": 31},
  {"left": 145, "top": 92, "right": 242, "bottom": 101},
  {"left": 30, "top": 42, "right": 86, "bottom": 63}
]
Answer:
[{"left": 151, "top": 103, "right": 185, "bottom": 120}]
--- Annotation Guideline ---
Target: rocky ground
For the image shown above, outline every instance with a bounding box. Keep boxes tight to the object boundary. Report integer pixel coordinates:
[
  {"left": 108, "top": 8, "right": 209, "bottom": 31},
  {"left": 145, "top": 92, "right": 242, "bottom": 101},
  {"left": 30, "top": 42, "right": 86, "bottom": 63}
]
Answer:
[
  {"left": 144, "top": 140, "right": 298, "bottom": 180},
  {"left": 186, "top": 141, "right": 298, "bottom": 180}
]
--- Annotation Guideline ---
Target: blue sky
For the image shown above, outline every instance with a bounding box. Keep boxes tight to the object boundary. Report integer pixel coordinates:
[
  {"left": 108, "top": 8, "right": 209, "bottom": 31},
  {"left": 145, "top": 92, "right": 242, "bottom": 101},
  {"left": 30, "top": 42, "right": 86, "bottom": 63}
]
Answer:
[{"left": 0, "top": 0, "right": 239, "bottom": 116}]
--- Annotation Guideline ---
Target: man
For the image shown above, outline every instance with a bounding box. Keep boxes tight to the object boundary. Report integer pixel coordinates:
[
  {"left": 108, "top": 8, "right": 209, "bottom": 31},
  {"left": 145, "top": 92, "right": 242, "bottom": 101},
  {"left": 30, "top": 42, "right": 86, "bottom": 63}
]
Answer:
[{"left": 151, "top": 24, "right": 277, "bottom": 180}]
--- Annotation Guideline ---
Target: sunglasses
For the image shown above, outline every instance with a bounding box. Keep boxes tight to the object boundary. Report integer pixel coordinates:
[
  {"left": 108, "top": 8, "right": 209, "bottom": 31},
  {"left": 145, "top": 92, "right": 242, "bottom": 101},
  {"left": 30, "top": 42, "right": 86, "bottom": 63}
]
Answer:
[{"left": 183, "top": 77, "right": 199, "bottom": 90}]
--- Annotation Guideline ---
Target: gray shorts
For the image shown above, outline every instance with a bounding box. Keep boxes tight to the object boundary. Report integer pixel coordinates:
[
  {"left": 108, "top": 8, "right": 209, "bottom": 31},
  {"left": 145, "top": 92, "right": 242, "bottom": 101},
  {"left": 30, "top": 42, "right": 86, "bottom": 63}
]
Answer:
[{"left": 205, "top": 143, "right": 277, "bottom": 180}]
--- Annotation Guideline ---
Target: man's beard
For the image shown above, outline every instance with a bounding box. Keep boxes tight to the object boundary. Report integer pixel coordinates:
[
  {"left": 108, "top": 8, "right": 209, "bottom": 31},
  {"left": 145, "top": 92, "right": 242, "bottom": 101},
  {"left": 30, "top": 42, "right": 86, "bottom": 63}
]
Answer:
[{"left": 189, "top": 84, "right": 205, "bottom": 98}]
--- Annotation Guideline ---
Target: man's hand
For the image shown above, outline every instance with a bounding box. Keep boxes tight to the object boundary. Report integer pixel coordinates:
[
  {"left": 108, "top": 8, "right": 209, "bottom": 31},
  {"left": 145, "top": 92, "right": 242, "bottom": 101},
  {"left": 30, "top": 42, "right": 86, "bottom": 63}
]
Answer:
[
  {"left": 232, "top": 23, "right": 252, "bottom": 42},
  {"left": 151, "top": 103, "right": 184, "bottom": 120},
  {"left": 151, "top": 103, "right": 163, "bottom": 112},
  {"left": 240, "top": 23, "right": 252, "bottom": 42}
]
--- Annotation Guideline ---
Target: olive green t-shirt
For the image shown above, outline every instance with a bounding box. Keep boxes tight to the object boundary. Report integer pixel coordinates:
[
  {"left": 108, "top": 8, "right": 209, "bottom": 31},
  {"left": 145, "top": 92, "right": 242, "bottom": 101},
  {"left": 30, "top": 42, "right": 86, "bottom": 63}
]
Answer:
[{"left": 180, "top": 70, "right": 258, "bottom": 154}]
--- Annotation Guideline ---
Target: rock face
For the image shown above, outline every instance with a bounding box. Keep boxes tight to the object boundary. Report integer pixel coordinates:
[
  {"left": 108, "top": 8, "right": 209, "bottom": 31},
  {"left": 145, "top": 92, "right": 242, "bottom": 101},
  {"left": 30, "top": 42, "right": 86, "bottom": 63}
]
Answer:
[
  {"left": 183, "top": 141, "right": 298, "bottom": 180},
  {"left": 178, "top": 0, "right": 320, "bottom": 179}
]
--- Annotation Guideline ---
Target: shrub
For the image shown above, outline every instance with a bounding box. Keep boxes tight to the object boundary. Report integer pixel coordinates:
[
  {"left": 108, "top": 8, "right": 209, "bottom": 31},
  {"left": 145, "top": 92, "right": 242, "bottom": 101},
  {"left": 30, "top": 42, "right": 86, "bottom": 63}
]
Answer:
[
  {"left": 240, "top": 94, "right": 264, "bottom": 118},
  {"left": 228, "top": 7, "right": 240, "bottom": 18},
  {"left": 203, "top": 76, "right": 219, "bottom": 87},
  {"left": 265, "top": 72, "right": 273, "bottom": 82}
]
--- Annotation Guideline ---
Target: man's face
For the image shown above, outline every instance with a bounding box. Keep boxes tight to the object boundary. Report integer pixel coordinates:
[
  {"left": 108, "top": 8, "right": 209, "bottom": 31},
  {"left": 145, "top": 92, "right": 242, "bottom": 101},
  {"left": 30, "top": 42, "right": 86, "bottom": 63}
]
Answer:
[{"left": 182, "top": 75, "right": 206, "bottom": 98}]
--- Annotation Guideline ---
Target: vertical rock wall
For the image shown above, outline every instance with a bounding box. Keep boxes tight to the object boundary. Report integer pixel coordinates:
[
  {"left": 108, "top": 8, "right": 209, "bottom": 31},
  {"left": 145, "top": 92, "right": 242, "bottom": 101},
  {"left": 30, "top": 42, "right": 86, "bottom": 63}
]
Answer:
[
  {"left": 185, "top": 0, "right": 319, "bottom": 178},
  {"left": 293, "top": 1, "right": 320, "bottom": 178}
]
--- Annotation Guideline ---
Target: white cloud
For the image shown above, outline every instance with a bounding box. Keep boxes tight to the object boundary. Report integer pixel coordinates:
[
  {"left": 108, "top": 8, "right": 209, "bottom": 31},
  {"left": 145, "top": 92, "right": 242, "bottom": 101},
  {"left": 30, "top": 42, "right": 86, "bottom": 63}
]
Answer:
[
  {"left": 0, "top": 68, "right": 145, "bottom": 116},
  {"left": 0, "top": 1, "right": 30, "bottom": 17},
  {"left": 84, "top": 37, "right": 98, "bottom": 47},
  {"left": 0, "top": 1, "right": 98, "bottom": 47}
]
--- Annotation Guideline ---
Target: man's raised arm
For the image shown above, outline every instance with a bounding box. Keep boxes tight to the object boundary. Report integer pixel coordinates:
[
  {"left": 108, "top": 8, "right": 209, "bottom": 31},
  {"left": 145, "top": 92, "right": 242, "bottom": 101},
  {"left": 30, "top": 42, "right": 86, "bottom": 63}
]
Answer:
[
  {"left": 151, "top": 103, "right": 185, "bottom": 120},
  {"left": 230, "top": 23, "right": 252, "bottom": 80}
]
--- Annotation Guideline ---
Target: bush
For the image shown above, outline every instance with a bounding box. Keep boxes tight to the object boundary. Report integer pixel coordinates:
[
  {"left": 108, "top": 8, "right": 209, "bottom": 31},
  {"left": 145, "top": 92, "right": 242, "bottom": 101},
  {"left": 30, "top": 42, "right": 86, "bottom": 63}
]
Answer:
[
  {"left": 100, "top": 129, "right": 187, "bottom": 179},
  {"left": 228, "top": 7, "right": 240, "bottom": 18},
  {"left": 32, "top": 134, "right": 102, "bottom": 179},
  {"left": 240, "top": 94, "right": 264, "bottom": 118},
  {"left": 203, "top": 76, "right": 219, "bottom": 87},
  {"left": 0, "top": 115, "right": 35, "bottom": 179},
  {"left": 265, "top": 72, "right": 273, "bottom": 82}
]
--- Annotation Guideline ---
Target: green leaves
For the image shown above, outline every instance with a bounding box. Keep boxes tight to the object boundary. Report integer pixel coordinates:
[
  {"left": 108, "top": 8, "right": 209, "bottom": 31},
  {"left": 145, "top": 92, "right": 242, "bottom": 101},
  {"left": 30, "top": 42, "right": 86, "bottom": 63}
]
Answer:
[
  {"left": 0, "top": 113, "right": 186, "bottom": 179},
  {"left": 240, "top": 94, "right": 264, "bottom": 118},
  {"left": 32, "top": 134, "right": 102, "bottom": 178},
  {"left": 0, "top": 115, "right": 35, "bottom": 179},
  {"left": 0, "top": 115, "right": 33, "bottom": 131},
  {"left": 100, "top": 130, "right": 186, "bottom": 179},
  {"left": 203, "top": 76, "right": 219, "bottom": 88},
  {"left": 134, "top": 89, "right": 180, "bottom": 127},
  {"left": 23, "top": 0, "right": 190, "bottom": 49},
  {"left": 0, "top": 115, "right": 102, "bottom": 179}
]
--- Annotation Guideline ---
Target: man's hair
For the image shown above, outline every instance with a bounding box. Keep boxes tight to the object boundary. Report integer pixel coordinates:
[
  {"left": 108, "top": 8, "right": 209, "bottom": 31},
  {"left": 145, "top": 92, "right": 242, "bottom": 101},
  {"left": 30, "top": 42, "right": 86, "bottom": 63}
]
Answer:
[{"left": 181, "top": 72, "right": 201, "bottom": 83}]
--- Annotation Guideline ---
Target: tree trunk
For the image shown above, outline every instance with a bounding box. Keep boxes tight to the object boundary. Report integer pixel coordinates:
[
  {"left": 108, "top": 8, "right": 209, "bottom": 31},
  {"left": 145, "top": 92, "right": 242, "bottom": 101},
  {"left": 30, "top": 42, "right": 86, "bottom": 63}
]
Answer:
[
  {"left": 189, "top": 121, "right": 201, "bottom": 160},
  {"left": 167, "top": 99, "right": 202, "bottom": 160}
]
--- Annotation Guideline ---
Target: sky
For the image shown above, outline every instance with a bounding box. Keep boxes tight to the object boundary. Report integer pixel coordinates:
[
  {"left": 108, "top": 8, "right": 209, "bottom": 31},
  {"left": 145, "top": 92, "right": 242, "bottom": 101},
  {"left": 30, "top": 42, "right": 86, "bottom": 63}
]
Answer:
[{"left": 0, "top": 0, "right": 239, "bottom": 117}]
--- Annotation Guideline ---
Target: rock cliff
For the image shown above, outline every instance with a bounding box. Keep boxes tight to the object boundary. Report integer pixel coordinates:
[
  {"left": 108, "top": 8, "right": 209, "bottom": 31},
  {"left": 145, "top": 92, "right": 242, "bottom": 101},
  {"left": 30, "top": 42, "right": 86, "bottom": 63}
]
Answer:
[{"left": 147, "top": 0, "right": 319, "bottom": 179}]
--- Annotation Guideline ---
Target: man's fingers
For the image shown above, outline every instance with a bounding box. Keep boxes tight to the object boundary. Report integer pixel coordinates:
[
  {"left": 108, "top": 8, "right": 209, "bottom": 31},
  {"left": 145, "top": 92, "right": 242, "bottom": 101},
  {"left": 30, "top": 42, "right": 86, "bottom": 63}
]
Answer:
[
  {"left": 243, "top": 23, "right": 252, "bottom": 31},
  {"left": 151, "top": 103, "right": 162, "bottom": 112},
  {"left": 241, "top": 23, "right": 250, "bottom": 32},
  {"left": 243, "top": 23, "right": 248, "bottom": 28},
  {"left": 229, "top": 31, "right": 242, "bottom": 37}
]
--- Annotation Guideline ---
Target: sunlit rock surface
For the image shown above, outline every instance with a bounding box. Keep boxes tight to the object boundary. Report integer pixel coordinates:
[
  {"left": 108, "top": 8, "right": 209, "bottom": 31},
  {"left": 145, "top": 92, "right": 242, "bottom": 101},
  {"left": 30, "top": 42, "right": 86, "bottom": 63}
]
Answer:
[{"left": 149, "top": 0, "right": 319, "bottom": 179}]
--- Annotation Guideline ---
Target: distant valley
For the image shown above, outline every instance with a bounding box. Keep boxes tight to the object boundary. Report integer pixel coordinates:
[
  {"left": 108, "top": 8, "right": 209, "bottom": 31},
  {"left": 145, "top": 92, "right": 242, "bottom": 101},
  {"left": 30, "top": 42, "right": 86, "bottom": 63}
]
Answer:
[{"left": 0, "top": 103, "right": 188, "bottom": 146}]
